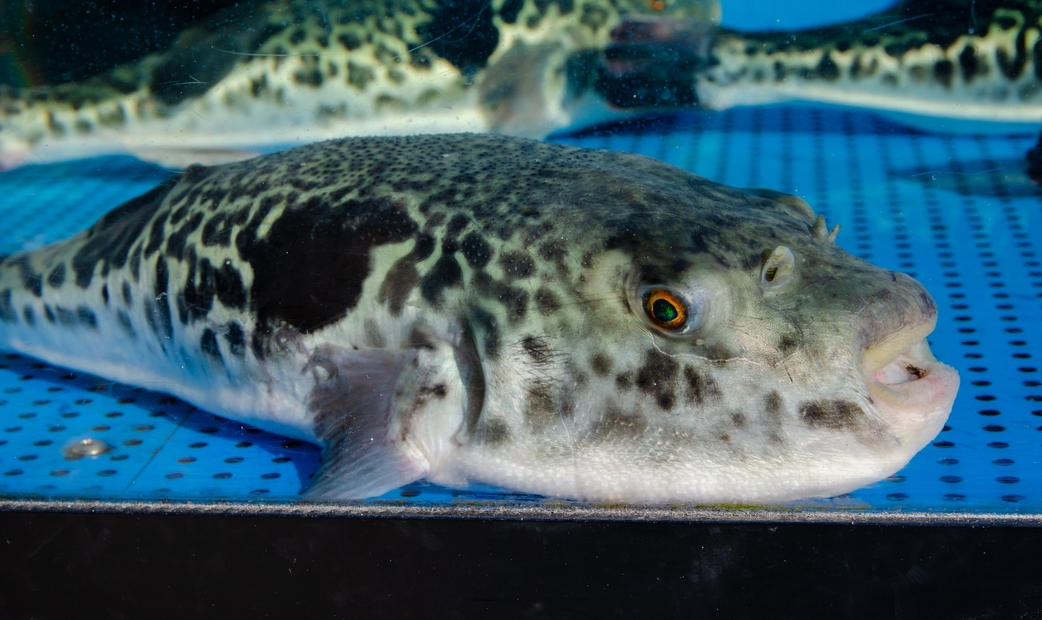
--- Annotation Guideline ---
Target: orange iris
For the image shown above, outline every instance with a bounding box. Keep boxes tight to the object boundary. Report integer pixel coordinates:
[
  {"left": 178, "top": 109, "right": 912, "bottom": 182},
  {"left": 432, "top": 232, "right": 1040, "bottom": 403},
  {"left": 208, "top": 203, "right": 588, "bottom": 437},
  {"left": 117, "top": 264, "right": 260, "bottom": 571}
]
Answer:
[{"left": 645, "top": 289, "right": 687, "bottom": 330}]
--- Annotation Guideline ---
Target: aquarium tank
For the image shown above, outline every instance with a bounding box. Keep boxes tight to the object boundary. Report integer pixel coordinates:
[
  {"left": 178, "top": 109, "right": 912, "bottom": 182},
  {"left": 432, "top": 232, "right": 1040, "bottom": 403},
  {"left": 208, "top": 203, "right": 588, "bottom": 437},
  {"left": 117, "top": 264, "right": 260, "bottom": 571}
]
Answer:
[{"left": 0, "top": 0, "right": 1039, "bottom": 521}]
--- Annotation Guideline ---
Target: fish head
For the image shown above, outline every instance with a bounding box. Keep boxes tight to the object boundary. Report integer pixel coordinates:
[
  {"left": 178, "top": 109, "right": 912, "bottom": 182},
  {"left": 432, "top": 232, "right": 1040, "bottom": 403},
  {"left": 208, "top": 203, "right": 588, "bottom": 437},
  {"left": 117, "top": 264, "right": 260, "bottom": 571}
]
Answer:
[{"left": 479, "top": 159, "right": 959, "bottom": 503}]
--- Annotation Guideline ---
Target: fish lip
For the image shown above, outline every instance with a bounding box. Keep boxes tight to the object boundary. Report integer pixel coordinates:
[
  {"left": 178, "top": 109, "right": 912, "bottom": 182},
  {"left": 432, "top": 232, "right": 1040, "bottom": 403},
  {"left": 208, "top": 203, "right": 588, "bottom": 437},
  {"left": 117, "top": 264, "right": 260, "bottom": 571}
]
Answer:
[{"left": 862, "top": 333, "right": 960, "bottom": 439}]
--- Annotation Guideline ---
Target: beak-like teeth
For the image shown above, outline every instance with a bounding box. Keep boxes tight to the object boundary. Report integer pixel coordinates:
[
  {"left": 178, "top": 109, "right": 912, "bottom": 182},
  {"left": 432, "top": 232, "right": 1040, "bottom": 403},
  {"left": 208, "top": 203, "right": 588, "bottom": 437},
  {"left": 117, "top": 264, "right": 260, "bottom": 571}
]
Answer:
[
  {"left": 862, "top": 319, "right": 936, "bottom": 374},
  {"left": 871, "top": 339, "right": 937, "bottom": 386}
]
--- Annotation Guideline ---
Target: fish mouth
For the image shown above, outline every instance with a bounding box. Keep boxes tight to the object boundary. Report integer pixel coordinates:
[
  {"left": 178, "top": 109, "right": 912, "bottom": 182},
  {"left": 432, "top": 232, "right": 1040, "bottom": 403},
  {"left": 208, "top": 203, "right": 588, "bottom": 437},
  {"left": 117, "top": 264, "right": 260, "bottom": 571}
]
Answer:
[{"left": 862, "top": 323, "right": 960, "bottom": 439}]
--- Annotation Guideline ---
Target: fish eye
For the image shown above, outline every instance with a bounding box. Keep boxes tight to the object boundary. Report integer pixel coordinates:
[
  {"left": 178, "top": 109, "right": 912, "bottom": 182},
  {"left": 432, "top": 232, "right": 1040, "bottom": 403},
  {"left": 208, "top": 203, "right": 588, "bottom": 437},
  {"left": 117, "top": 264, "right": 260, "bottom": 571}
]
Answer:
[
  {"left": 641, "top": 286, "right": 708, "bottom": 334},
  {"left": 646, "top": 289, "right": 687, "bottom": 329}
]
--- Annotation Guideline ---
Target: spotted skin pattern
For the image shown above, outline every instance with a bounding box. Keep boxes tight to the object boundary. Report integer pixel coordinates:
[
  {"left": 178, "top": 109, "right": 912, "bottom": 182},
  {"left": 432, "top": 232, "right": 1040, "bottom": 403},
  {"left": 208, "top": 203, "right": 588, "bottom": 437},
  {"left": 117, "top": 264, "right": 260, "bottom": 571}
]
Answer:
[
  {"left": 0, "top": 0, "right": 718, "bottom": 168},
  {"left": 6, "top": 0, "right": 1039, "bottom": 169},
  {"left": 0, "top": 135, "right": 955, "bottom": 502},
  {"left": 696, "top": 0, "right": 1042, "bottom": 125}
]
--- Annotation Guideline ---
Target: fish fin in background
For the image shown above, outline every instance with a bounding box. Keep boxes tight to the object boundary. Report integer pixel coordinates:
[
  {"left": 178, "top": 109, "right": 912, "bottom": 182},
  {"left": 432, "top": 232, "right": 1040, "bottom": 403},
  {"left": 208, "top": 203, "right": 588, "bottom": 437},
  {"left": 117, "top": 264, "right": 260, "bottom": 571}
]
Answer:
[
  {"left": 0, "top": 146, "right": 30, "bottom": 171},
  {"left": 129, "top": 147, "right": 265, "bottom": 169},
  {"left": 304, "top": 340, "right": 470, "bottom": 500}
]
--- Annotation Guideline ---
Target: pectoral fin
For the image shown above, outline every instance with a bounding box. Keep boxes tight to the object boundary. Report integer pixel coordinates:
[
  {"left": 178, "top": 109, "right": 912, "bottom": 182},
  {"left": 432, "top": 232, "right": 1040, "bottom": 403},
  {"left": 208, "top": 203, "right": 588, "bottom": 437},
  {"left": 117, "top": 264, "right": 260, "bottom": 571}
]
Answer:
[{"left": 303, "top": 340, "right": 470, "bottom": 500}]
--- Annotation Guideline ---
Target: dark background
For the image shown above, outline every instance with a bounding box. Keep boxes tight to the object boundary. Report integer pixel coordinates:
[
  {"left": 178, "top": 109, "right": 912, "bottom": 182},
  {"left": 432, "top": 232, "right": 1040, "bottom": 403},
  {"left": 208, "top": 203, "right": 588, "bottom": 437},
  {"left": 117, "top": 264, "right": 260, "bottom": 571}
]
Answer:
[
  {"left": 2, "top": 509, "right": 1041, "bottom": 618},
  {"left": 0, "top": 0, "right": 242, "bottom": 86}
]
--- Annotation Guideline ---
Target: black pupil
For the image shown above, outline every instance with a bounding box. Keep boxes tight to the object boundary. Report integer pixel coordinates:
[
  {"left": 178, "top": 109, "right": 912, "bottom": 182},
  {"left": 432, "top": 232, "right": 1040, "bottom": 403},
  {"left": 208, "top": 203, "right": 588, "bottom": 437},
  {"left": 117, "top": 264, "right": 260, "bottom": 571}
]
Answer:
[{"left": 652, "top": 298, "right": 679, "bottom": 323}]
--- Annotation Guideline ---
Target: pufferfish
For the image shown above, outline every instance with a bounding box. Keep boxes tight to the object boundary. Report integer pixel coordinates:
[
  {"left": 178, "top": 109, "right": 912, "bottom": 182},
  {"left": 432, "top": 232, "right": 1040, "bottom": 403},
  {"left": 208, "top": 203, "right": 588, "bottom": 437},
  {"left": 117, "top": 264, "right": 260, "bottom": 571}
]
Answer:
[
  {"left": 5, "top": 0, "right": 1040, "bottom": 170},
  {"left": 0, "top": 0, "right": 720, "bottom": 169},
  {"left": 600, "top": 0, "right": 1042, "bottom": 134},
  {"left": 0, "top": 135, "right": 960, "bottom": 502}
]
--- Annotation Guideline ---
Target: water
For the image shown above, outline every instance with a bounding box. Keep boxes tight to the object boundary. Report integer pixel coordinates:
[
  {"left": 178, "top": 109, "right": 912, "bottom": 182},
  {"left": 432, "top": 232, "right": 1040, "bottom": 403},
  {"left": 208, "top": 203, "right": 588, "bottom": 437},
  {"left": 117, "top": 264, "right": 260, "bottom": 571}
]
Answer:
[{"left": 0, "top": 0, "right": 1039, "bottom": 519}]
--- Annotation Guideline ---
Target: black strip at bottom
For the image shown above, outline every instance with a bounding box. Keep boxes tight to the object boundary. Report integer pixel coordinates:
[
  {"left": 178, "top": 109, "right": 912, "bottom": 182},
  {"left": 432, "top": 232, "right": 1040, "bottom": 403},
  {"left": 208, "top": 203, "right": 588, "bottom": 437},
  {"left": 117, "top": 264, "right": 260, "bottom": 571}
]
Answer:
[{"left": 1, "top": 511, "right": 1040, "bottom": 618}]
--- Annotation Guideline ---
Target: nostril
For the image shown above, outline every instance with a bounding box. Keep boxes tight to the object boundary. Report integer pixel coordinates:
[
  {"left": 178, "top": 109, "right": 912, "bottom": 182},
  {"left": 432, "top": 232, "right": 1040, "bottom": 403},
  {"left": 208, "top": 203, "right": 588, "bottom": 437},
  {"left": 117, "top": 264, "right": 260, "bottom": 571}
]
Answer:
[{"left": 760, "top": 245, "right": 795, "bottom": 290}]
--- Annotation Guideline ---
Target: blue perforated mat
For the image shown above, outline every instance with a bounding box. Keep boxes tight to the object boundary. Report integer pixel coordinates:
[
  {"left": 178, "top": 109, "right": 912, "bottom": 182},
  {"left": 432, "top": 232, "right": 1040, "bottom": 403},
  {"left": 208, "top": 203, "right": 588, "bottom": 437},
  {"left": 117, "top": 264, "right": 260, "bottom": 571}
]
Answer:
[{"left": 1, "top": 106, "right": 1040, "bottom": 514}]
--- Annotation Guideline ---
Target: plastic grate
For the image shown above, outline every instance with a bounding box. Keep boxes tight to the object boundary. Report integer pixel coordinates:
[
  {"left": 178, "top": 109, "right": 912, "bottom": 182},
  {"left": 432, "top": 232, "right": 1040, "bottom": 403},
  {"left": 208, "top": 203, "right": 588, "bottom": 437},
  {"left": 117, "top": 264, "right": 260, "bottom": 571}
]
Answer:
[{"left": 1, "top": 105, "right": 1040, "bottom": 512}]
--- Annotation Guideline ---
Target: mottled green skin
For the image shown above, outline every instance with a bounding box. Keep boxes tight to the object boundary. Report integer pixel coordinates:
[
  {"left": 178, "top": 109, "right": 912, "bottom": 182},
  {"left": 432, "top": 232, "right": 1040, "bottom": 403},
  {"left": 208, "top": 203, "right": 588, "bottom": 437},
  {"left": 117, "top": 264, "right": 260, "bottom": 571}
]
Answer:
[
  {"left": 2, "top": 0, "right": 1036, "bottom": 168},
  {"left": 0, "top": 0, "right": 718, "bottom": 167},
  {"left": 695, "top": 0, "right": 1042, "bottom": 122},
  {"left": 0, "top": 135, "right": 944, "bottom": 501}
]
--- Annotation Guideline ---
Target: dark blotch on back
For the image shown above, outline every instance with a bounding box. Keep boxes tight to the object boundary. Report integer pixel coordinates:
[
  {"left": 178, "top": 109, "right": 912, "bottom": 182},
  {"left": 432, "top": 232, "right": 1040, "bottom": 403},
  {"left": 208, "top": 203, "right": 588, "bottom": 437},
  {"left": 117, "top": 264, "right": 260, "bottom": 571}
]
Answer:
[
  {"left": 683, "top": 365, "right": 721, "bottom": 406},
  {"left": 590, "top": 353, "right": 611, "bottom": 376},
  {"left": 524, "top": 379, "right": 560, "bottom": 429},
  {"left": 47, "top": 264, "right": 65, "bottom": 288},
  {"left": 420, "top": 254, "right": 463, "bottom": 305},
  {"left": 378, "top": 232, "right": 434, "bottom": 315},
  {"left": 379, "top": 256, "right": 419, "bottom": 315},
  {"left": 76, "top": 306, "right": 97, "bottom": 329},
  {"left": 475, "top": 417, "right": 510, "bottom": 447},
  {"left": 153, "top": 259, "right": 173, "bottom": 341},
  {"left": 10, "top": 257, "right": 43, "bottom": 297},
  {"left": 816, "top": 53, "right": 839, "bottom": 80},
  {"left": 762, "top": 391, "right": 786, "bottom": 443},
  {"left": 958, "top": 45, "right": 980, "bottom": 83},
  {"left": 799, "top": 400, "right": 865, "bottom": 430},
  {"left": 933, "top": 59, "right": 953, "bottom": 87},
  {"left": 499, "top": 0, "right": 523, "bottom": 23},
  {"left": 0, "top": 289, "right": 15, "bottom": 323},
  {"left": 236, "top": 195, "right": 418, "bottom": 333},
  {"left": 499, "top": 251, "right": 535, "bottom": 279},
  {"left": 635, "top": 349, "right": 680, "bottom": 410},
  {"left": 225, "top": 321, "right": 247, "bottom": 358},
  {"left": 445, "top": 214, "right": 470, "bottom": 238},
  {"left": 72, "top": 177, "right": 177, "bottom": 289},
  {"left": 200, "top": 328, "right": 223, "bottom": 363},
  {"left": 538, "top": 239, "right": 567, "bottom": 264},
  {"left": 213, "top": 260, "right": 247, "bottom": 310},
  {"left": 460, "top": 233, "right": 491, "bottom": 268},
  {"left": 471, "top": 272, "right": 528, "bottom": 323},
  {"left": 165, "top": 212, "right": 204, "bottom": 259},
  {"left": 418, "top": 0, "right": 499, "bottom": 74},
  {"left": 534, "top": 287, "right": 561, "bottom": 316},
  {"left": 764, "top": 391, "right": 784, "bottom": 419}
]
